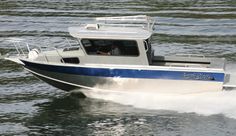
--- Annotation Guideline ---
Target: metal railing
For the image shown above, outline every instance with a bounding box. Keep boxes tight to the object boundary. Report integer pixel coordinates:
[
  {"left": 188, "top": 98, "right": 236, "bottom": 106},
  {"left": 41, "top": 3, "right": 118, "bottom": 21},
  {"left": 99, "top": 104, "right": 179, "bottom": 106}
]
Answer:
[
  {"left": 5, "top": 38, "right": 38, "bottom": 56},
  {"left": 95, "top": 15, "right": 156, "bottom": 32},
  {"left": 5, "top": 38, "right": 81, "bottom": 63}
]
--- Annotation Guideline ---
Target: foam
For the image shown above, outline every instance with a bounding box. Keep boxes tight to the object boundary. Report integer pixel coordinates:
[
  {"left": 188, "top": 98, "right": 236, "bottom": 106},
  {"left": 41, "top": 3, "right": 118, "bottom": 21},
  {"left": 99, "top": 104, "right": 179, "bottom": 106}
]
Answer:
[{"left": 79, "top": 88, "right": 236, "bottom": 119}]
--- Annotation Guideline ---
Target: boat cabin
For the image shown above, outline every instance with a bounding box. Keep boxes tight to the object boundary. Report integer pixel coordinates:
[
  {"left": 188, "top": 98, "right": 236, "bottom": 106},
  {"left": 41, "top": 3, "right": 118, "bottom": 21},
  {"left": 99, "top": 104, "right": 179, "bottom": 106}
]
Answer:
[{"left": 67, "top": 15, "right": 154, "bottom": 66}]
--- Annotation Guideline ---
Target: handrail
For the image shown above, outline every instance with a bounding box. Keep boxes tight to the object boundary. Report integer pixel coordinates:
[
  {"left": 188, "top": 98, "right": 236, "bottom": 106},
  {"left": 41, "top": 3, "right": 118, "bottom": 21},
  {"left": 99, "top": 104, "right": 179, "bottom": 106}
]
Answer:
[
  {"left": 96, "top": 15, "right": 155, "bottom": 32},
  {"left": 55, "top": 47, "right": 64, "bottom": 63},
  {"left": 44, "top": 53, "right": 49, "bottom": 62},
  {"left": 65, "top": 38, "right": 81, "bottom": 48},
  {"left": 5, "top": 38, "right": 81, "bottom": 63},
  {"left": 96, "top": 15, "right": 150, "bottom": 22},
  {"left": 13, "top": 42, "right": 21, "bottom": 55},
  {"left": 6, "top": 38, "right": 78, "bottom": 52},
  {"left": 66, "top": 38, "right": 72, "bottom": 47},
  {"left": 18, "top": 42, "right": 26, "bottom": 56}
]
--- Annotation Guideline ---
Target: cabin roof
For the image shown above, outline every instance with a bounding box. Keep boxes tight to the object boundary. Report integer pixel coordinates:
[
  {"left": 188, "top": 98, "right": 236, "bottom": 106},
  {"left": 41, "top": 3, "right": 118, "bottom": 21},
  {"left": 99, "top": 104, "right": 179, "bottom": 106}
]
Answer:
[
  {"left": 69, "top": 26, "right": 152, "bottom": 40},
  {"left": 68, "top": 15, "right": 155, "bottom": 40}
]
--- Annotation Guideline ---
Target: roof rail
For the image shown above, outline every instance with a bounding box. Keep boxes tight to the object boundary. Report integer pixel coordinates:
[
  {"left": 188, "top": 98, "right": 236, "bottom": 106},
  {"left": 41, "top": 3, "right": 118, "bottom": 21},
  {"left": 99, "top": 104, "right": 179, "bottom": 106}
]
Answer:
[
  {"left": 96, "top": 15, "right": 150, "bottom": 22},
  {"left": 95, "top": 15, "right": 155, "bottom": 32}
]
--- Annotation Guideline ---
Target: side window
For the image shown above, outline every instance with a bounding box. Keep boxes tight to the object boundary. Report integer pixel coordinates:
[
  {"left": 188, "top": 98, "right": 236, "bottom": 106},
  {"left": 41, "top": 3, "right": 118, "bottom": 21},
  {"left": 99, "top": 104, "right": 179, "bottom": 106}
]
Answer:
[{"left": 81, "top": 39, "right": 139, "bottom": 57}]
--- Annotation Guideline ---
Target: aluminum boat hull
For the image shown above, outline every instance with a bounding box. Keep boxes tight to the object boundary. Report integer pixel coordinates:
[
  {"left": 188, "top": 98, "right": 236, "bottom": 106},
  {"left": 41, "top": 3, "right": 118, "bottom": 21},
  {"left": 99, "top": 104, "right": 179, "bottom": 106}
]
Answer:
[{"left": 21, "top": 59, "right": 224, "bottom": 94}]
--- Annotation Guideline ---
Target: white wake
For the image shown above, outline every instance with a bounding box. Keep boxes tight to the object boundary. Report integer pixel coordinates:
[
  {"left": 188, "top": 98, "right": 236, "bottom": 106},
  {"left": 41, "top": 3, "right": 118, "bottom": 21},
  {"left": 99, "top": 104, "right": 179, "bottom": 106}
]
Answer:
[
  {"left": 81, "top": 88, "right": 236, "bottom": 119},
  {"left": 78, "top": 63, "right": 236, "bottom": 119}
]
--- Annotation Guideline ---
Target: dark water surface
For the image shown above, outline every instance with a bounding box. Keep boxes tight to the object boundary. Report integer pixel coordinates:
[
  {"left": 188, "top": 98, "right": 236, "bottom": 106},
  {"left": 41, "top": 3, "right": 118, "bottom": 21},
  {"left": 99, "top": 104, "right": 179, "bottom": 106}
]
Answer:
[{"left": 1, "top": 0, "right": 236, "bottom": 135}]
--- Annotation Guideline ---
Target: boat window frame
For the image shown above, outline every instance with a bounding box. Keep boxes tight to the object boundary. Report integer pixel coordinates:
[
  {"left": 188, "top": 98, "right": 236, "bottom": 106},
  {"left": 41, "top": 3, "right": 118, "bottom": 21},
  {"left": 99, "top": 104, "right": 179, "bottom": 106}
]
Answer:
[
  {"left": 80, "top": 38, "right": 140, "bottom": 57},
  {"left": 61, "top": 57, "right": 80, "bottom": 64}
]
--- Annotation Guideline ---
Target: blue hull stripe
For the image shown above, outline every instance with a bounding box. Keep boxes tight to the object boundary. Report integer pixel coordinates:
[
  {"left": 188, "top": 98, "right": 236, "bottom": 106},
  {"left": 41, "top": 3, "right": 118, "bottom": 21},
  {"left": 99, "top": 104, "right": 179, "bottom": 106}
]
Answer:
[{"left": 21, "top": 60, "right": 225, "bottom": 82}]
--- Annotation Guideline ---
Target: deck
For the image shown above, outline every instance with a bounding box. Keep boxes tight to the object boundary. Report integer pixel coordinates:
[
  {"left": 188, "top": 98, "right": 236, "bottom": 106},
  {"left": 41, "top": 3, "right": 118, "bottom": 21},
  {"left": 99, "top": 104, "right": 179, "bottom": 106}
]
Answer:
[{"left": 151, "top": 55, "right": 226, "bottom": 69}]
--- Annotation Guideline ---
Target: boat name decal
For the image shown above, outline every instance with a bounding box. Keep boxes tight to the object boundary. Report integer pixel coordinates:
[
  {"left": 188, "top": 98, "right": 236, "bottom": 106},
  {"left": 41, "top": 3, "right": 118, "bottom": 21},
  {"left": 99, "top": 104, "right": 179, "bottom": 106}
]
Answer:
[{"left": 183, "top": 73, "right": 215, "bottom": 81}]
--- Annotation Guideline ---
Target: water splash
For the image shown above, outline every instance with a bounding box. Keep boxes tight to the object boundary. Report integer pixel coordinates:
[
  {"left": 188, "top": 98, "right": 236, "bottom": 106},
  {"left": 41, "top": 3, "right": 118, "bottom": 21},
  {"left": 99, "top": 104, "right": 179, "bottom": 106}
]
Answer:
[
  {"left": 76, "top": 63, "right": 236, "bottom": 119},
  {"left": 80, "top": 88, "right": 236, "bottom": 119}
]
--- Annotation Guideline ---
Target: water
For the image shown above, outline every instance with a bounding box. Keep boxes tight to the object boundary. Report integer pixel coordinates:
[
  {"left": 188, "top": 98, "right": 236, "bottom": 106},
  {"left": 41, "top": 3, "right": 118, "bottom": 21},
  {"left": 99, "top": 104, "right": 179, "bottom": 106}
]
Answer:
[{"left": 1, "top": 0, "right": 236, "bottom": 135}]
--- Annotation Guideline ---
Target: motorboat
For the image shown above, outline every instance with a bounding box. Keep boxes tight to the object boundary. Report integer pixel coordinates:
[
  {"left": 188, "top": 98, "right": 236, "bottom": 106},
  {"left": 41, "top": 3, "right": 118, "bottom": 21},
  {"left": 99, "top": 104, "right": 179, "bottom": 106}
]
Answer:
[{"left": 2, "top": 15, "right": 236, "bottom": 94}]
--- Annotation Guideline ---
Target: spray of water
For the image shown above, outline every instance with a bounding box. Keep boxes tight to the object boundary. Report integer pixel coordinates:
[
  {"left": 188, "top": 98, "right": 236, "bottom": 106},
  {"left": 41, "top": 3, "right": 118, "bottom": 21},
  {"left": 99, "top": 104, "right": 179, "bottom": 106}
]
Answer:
[
  {"left": 80, "top": 88, "right": 236, "bottom": 119},
  {"left": 78, "top": 63, "right": 236, "bottom": 119}
]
